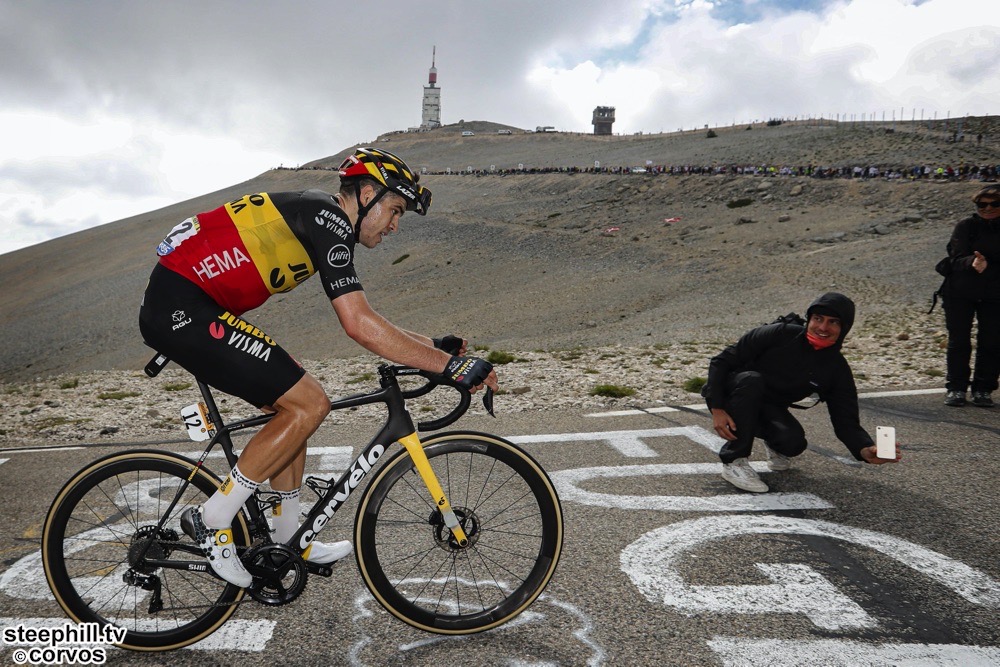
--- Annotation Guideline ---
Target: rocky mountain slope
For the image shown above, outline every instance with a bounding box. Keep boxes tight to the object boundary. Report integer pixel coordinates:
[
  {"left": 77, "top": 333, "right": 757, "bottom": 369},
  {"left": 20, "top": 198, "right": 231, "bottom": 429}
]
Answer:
[{"left": 1, "top": 118, "right": 997, "bottom": 386}]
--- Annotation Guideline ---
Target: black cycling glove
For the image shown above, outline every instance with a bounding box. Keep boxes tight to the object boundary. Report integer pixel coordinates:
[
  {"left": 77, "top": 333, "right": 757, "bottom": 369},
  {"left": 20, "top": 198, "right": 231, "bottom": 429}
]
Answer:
[
  {"left": 444, "top": 356, "right": 493, "bottom": 391},
  {"left": 432, "top": 335, "right": 464, "bottom": 355}
]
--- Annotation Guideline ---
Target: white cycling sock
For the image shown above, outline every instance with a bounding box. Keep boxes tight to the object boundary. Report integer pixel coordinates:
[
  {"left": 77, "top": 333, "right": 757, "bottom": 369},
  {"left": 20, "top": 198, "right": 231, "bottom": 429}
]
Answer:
[
  {"left": 202, "top": 463, "right": 259, "bottom": 529},
  {"left": 271, "top": 488, "right": 301, "bottom": 544}
]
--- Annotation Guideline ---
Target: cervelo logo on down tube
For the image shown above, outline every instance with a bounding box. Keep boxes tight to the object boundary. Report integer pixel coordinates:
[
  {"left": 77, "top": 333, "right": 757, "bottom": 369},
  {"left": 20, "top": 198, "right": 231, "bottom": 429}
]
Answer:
[{"left": 327, "top": 244, "right": 351, "bottom": 268}]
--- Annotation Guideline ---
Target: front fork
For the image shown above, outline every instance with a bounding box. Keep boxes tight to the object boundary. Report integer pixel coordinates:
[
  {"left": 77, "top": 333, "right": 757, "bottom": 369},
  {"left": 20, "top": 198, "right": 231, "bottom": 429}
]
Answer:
[{"left": 397, "top": 432, "right": 470, "bottom": 547}]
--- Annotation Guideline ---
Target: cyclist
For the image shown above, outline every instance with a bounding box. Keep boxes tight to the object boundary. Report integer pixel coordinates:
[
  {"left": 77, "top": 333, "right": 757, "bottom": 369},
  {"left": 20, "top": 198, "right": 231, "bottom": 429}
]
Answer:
[{"left": 139, "top": 148, "right": 498, "bottom": 586}]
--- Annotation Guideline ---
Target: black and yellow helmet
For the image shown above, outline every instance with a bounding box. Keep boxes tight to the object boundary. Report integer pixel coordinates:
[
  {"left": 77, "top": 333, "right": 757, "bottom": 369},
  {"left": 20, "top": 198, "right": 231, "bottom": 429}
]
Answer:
[{"left": 338, "top": 148, "right": 431, "bottom": 216}]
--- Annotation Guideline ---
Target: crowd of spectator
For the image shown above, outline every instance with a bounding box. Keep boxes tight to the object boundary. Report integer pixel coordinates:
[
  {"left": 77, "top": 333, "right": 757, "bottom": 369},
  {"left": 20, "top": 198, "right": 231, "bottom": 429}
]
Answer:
[
  {"left": 283, "top": 162, "right": 998, "bottom": 182},
  {"left": 416, "top": 163, "right": 999, "bottom": 181}
]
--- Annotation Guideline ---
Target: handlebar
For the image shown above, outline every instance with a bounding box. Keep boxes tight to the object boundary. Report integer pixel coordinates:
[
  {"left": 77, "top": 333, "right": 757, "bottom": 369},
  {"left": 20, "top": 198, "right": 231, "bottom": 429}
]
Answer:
[
  {"left": 328, "top": 365, "right": 494, "bottom": 433},
  {"left": 393, "top": 366, "right": 494, "bottom": 432}
]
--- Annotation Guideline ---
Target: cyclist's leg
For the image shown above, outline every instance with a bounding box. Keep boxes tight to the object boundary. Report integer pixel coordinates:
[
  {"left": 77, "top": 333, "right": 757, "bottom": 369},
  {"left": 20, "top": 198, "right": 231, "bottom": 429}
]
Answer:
[
  {"left": 264, "top": 405, "right": 352, "bottom": 564},
  {"left": 265, "top": 442, "right": 306, "bottom": 544},
  {"left": 139, "top": 265, "right": 320, "bottom": 583},
  {"left": 268, "top": 443, "right": 307, "bottom": 492},
  {"left": 235, "top": 372, "right": 329, "bottom": 482}
]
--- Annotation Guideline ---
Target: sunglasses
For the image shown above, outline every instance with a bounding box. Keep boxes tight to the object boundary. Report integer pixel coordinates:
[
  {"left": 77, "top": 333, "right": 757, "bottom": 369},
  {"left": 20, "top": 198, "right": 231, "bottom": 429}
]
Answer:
[{"left": 976, "top": 201, "right": 1000, "bottom": 210}]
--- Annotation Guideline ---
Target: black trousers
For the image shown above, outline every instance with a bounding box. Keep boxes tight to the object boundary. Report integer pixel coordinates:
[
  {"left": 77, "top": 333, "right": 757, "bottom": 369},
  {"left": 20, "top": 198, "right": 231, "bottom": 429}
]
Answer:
[
  {"left": 943, "top": 295, "right": 1000, "bottom": 393},
  {"left": 716, "top": 371, "right": 808, "bottom": 464}
]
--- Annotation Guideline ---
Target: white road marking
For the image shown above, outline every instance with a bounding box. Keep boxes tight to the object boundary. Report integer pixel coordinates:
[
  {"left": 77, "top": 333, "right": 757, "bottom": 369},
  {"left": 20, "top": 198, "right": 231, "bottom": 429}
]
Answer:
[
  {"left": 0, "top": 447, "right": 83, "bottom": 454},
  {"left": 348, "top": 589, "right": 606, "bottom": 666},
  {"left": 707, "top": 637, "right": 1000, "bottom": 666},
  {"left": 182, "top": 445, "right": 352, "bottom": 473},
  {"left": 621, "top": 516, "right": 1000, "bottom": 630},
  {"left": 509, "top": 426, "right": 715, "bottom": 457},
  {"left": 551, "top": 463, "right": 833, "bottom": 511},
  {"left": 586, "top": 388, "right": 947, "bottom": 418}
]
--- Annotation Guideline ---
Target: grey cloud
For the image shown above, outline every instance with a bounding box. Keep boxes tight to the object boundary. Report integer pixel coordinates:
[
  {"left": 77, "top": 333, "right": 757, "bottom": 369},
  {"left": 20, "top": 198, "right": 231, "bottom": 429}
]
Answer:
[
  {"left": 905, "top": 26, "right": 1000, "bottom": 87},
  {"left": 0, "top": 1, "right": 641, "bottom": 148},
  {"left": 0, "top": 156, "right": 164, "bottom": 198}
]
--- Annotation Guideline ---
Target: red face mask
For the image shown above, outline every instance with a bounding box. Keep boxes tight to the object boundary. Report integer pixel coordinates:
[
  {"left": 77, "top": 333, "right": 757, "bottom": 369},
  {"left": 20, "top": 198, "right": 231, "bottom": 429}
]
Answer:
[{"left": 806, "top": 332, "right": 837, "bottom": 350}]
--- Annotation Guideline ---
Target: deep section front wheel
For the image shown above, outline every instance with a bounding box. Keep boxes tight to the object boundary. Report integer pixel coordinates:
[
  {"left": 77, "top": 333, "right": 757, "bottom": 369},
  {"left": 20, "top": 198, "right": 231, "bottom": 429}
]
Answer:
[
  {"left": 355, "top": 432, "right": 563, "bottom": 634},
  {"left": 42, "top": 450, "right": 250, "bottom": 651}
]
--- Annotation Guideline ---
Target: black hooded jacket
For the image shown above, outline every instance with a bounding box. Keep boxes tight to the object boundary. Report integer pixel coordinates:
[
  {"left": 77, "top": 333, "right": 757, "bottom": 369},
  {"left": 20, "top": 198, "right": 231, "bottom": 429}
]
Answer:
[
  {"left": 943, "top": 213, "right": 1000, "bottom": 301},
  {"left": 704, "top": 293, "right": 873, "bottom": 460}
]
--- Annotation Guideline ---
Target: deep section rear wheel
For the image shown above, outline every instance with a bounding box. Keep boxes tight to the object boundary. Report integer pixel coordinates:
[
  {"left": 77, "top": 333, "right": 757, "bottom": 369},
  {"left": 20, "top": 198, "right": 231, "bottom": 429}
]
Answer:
[
  {"left": 355, "top": 432, "right": 562, "bottom": 634},
  {"left": 42, "top": 450, "right": 250, "bottom": 651}
]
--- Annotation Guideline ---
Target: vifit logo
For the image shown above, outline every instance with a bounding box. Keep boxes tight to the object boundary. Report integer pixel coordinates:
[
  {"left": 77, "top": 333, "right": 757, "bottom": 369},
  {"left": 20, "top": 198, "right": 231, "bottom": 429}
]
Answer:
[
  {"left": 327, "top": 244, "right": 351, "bottom": 268},
  {"left": 209, "top": 322, "right": 226, "bottom": 339}
]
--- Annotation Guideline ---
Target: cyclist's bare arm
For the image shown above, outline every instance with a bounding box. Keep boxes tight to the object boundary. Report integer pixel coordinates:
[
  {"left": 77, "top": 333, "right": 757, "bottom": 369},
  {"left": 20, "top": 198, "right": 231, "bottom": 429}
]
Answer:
[
  {"left": 332, "top": 292, "right": 497, "bottom": 391},
  {"left": 332, "top": 291, "right": 497, "bottom": 391},
  {"left": 402, "top": 329, "right": 468, "bottom": 355},
  {"left": 333, "top": 291, "right": 446, "bottom": 369}
]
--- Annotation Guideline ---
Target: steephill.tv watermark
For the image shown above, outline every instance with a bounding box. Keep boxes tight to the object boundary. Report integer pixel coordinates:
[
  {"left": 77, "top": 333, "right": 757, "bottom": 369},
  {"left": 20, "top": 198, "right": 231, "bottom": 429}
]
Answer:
[{"left": 3, "top": 622, "right": 126, "bottom": 665}]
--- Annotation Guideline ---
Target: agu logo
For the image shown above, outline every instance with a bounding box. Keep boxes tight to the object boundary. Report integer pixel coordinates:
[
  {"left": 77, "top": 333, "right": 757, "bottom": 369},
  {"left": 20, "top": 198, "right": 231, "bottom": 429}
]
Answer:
[
  {"left": 209, "top": 322, "right": 226, "bottom": 339},
  {"left": 327, "top": 244, "right": 351, "bottom": 268}
]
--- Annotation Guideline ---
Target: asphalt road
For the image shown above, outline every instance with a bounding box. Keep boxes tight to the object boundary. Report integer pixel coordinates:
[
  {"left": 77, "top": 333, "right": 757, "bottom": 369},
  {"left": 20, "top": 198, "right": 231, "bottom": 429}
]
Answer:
[{"left": 1, "top": 389, "right": 999, "bottom": 666}]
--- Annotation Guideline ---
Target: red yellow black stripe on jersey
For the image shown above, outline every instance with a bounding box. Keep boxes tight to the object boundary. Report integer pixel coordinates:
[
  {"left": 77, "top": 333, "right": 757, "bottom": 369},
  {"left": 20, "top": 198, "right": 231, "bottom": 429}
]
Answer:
[{"left": 157, "top": 193, "right": 316, "bottom": 314}]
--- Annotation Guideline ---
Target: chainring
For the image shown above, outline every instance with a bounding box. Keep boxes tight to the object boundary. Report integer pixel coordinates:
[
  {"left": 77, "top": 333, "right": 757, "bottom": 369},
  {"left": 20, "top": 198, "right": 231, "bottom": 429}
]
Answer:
[{"left": 245, "top": 543, "right": 308, "bottom": 606}]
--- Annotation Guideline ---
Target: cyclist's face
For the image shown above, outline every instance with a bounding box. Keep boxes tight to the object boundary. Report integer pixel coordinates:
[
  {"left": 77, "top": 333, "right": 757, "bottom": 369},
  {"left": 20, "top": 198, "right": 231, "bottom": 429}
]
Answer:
[{"left": 359, "top": 192, "right": 406, "bottom": 248}]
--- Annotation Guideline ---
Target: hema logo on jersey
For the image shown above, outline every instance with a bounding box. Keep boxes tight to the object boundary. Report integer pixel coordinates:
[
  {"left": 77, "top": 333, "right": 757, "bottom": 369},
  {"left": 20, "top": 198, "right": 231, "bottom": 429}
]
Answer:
[
  {"left": 192, "top": 247, "right": 251, "bottom": 281},
  {"left": 327, "top": 244, "right": 351, "bottom": 268}
]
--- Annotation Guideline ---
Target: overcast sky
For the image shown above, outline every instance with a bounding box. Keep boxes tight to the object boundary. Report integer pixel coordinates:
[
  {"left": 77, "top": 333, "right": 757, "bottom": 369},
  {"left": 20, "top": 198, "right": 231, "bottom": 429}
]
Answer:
[{"left": 1, "top": 0, "right": 997, "bottom": 256}]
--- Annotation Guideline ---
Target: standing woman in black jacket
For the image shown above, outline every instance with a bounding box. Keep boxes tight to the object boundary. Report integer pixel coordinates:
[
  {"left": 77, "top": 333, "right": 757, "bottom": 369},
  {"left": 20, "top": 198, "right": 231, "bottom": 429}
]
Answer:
[{"left": 942, "top": 184, "right": 1000, "bottom": 407}]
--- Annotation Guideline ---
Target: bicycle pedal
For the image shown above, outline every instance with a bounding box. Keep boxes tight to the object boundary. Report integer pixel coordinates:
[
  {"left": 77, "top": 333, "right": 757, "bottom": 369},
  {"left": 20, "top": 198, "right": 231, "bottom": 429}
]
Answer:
[
  {"left": 304, "top": 475, "right": 333, "bottom": 500},
  {"left": 305, "top": 562, "right": 333, "bottom": 577}
]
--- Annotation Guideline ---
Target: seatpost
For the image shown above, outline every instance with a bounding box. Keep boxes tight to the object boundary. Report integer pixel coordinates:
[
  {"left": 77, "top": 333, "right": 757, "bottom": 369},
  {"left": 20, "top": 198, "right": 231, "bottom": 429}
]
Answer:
[{"left": 197, "top": 381, "right": 225, "bottom": 433}]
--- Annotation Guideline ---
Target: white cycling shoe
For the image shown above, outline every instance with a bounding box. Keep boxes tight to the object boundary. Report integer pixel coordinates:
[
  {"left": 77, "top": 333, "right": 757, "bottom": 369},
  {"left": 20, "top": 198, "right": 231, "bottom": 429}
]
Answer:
[
  {"left": 180, "top": 506, "right": 252, "bottom": 588},
  {"left": 303, "top": 540, "right": 353, "bottom": 565}
]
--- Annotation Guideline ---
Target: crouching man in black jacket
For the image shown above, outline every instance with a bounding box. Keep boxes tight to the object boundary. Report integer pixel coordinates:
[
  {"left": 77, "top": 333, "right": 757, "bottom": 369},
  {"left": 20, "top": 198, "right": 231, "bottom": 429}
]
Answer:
[{"left": 703, "top": 292, "right": 900, "bottom": 493}]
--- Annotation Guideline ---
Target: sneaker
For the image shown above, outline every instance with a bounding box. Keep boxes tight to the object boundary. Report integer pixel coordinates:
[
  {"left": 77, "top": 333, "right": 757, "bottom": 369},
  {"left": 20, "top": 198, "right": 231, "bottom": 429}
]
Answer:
[
  {"left": 721, "top": 458, "right": 769, "bottom": 493},
  {"left": 972, "top": 391, "right": 995, "bottom": 408},
  {"left": 303, "top": 540, "right": 353, "bottom": 565},
  {"left": 764, "top": 444, "right": 791, "bottom": 471},
  {"left": 944, "top": 390, "right": 967, "bottom": 407},
  {"left": 180, "top": 506, "right": 252, "bottom": 588}
]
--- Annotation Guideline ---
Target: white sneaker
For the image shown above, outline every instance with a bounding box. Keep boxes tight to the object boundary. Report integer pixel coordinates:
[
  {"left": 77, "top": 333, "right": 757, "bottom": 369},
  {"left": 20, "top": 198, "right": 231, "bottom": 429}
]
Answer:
[
  {"left": 180, "top": 506, "right": 252, "bottom": 587},
  {"left": 721, "top": 458, "right": 769, "bottom": 493},
  {"left": 764, "top": 444, "right": 791, "bottom": 471},
  {"left": 303, "top": 540, "right": 353, "bottom": 565}
]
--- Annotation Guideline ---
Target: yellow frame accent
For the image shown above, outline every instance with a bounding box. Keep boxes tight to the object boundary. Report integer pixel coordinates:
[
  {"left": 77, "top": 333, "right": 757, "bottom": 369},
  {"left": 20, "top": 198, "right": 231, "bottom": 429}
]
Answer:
[{"left": 397, "top": 432, "right": 469, "bottom": 545}]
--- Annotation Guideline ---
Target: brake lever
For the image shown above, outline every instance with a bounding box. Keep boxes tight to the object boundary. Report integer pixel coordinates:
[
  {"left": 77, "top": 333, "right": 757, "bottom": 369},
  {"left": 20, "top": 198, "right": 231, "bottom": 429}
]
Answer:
[{"left": 483, "top": 387, "right": 495, "bottom": 417}]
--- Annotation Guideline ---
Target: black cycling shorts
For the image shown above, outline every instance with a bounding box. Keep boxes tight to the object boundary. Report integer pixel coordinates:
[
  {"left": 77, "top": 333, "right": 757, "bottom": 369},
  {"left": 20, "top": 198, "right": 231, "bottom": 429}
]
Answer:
[{"left": 139, "top": 264, "right": 306, "bottom": 408}]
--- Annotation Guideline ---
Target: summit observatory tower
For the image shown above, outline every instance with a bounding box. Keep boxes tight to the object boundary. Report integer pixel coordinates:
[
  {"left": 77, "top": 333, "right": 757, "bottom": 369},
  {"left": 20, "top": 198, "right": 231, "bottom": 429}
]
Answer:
[{"left": 420, "top": 47, "right": 441, "bottom": 129}]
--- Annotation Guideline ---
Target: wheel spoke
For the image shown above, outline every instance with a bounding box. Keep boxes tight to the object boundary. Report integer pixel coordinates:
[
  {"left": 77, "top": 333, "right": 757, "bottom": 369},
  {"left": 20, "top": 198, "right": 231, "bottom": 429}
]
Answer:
[
  {"left": 43, "top": 453, "right": 248, "bottom": 649},
  {"left": 357, "top": 436, "right": 561, "bottom": 633}
]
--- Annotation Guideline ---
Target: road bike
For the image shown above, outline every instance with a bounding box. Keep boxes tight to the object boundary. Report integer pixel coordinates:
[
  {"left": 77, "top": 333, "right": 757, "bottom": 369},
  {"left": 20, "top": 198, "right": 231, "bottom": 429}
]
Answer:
[{"left": 41, "top": 359, "right": 563, "bottom": 651}]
